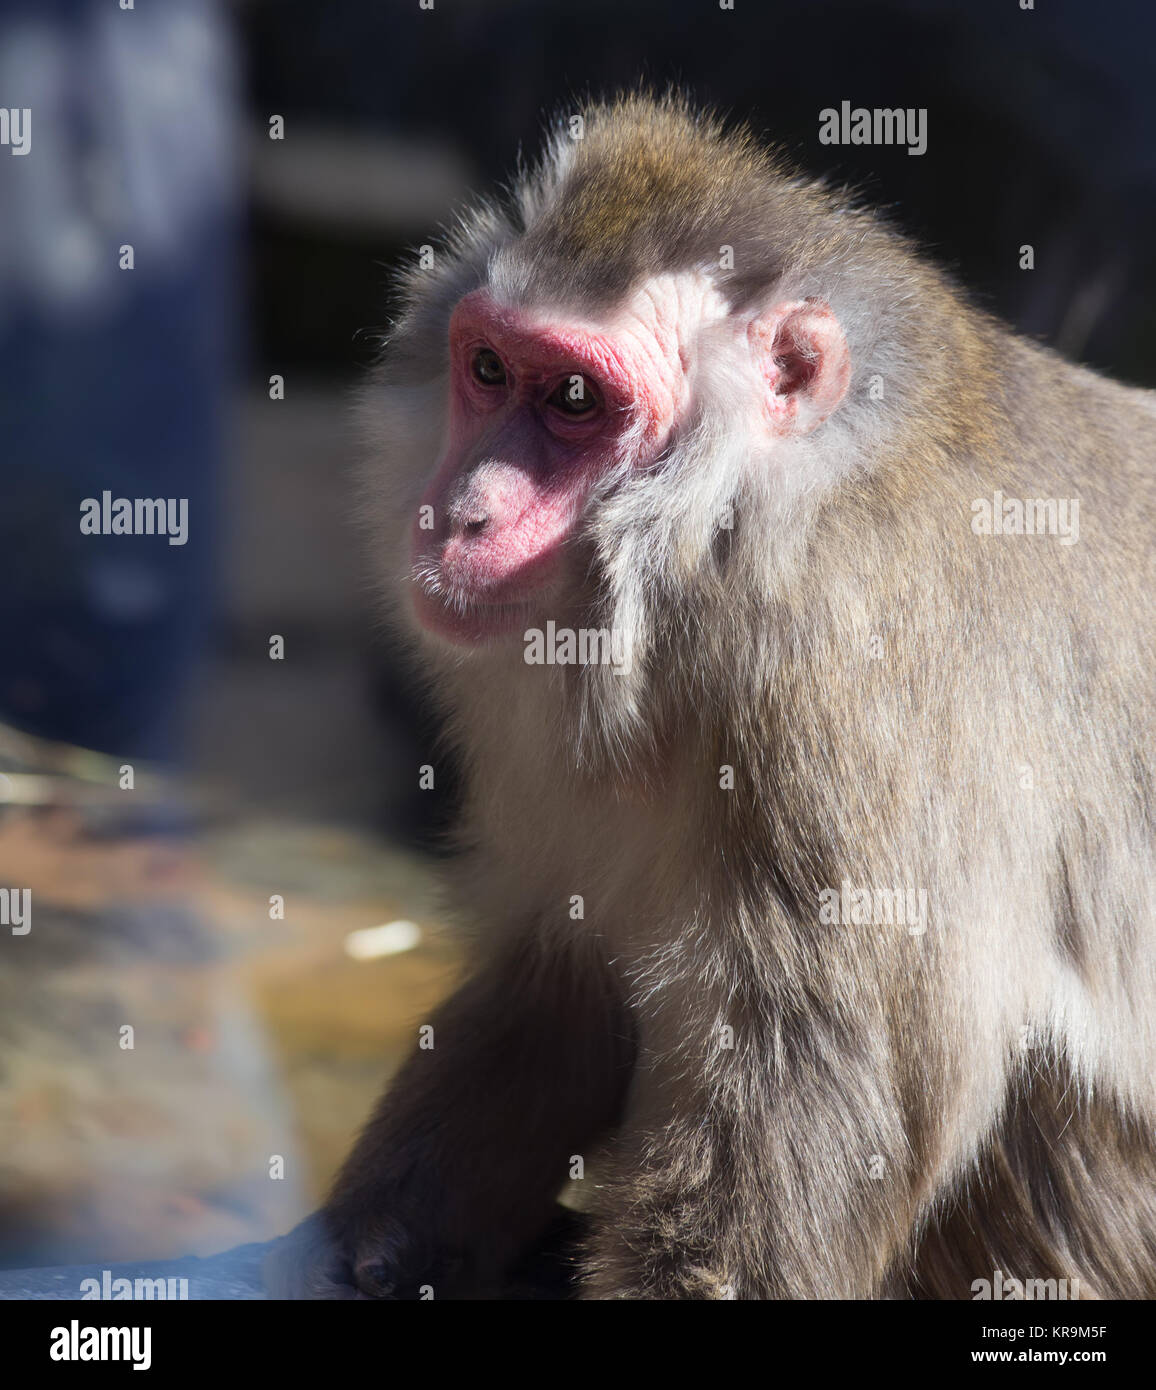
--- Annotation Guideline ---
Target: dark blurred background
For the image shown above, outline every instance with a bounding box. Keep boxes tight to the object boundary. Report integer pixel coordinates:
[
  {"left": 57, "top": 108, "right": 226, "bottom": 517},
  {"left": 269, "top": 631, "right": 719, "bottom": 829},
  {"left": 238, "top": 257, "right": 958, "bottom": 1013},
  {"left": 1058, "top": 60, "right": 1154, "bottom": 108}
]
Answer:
[{"left": 0, "top": 0, "right": 1153, "bottom": 1269}]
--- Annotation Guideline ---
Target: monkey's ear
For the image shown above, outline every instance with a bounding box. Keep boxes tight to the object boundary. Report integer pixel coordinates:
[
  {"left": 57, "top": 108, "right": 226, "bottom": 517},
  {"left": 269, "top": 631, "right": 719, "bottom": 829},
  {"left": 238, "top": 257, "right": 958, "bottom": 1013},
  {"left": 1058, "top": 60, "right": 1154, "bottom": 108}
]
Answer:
[{"left": 746, "top": 300, "right": 850, "bottom": 434}]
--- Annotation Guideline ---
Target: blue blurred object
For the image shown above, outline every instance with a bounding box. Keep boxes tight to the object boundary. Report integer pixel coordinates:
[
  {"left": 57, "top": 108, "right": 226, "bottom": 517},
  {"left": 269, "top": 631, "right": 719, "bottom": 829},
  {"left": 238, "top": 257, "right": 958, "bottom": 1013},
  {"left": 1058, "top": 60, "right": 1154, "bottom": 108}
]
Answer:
[{"left": 0, "top": 0, "right": 238, "bottom": 761}]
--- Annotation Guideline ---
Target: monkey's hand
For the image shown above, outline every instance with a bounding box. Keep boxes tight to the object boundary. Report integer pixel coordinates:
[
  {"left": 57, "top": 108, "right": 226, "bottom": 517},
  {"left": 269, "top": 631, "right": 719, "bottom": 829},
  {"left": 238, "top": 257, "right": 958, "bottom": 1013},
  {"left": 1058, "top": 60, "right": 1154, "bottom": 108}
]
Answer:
[
  {"left": 264, "top": 932, "right": 631, "bottom": 1300},
  {"left": 262, "top": 1206, "right": 432, "bottom": 1300}
]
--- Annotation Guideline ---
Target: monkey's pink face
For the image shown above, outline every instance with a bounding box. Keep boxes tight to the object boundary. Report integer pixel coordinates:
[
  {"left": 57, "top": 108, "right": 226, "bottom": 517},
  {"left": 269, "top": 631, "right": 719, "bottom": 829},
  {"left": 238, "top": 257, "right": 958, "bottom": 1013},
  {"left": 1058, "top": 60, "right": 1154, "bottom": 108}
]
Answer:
[
  {"left": 411, "top": 287, "right": 690, "bottom": 643},
  {"left": 410, "top": 282, "right": 850, "bottom": 644}
]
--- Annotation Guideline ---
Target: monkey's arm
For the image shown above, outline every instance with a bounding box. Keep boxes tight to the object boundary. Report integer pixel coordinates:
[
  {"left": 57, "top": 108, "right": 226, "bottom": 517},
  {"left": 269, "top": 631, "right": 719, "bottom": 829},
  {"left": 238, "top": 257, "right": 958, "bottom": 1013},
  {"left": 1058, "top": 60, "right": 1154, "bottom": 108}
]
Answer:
[
  {"left": 578, "top": 924, "right": 984, "bottom": 1300},
  {"left": 266, "top": 930, "right": 632, "bottom": 1299}
]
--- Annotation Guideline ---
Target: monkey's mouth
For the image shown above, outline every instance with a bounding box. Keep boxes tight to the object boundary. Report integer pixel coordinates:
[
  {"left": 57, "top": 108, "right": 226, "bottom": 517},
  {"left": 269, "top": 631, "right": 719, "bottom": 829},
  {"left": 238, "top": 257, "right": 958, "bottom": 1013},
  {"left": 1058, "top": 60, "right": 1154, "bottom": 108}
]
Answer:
[
  {"left": 411, "top": 579, "right": 543, "bottom": 646},
  {"left": 410, "top": 541, "right": 566, "bottom": 646}
]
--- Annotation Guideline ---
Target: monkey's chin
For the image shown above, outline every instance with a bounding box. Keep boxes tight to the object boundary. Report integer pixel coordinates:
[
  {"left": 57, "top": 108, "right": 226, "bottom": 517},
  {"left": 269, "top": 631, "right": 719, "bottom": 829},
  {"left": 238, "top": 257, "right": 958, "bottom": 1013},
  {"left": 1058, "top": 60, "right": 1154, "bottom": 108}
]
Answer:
[{"left": 412, "top": 585, "right": 540, "bottom": 647}]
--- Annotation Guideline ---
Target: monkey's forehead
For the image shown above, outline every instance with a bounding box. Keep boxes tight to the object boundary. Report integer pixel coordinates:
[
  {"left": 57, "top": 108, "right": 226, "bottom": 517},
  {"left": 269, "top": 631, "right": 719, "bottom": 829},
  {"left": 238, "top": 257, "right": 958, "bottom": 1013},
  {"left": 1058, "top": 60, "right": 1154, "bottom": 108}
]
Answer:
[
  {"left": 452, "top": 276, "right": 730, "bottom": 359},
  {"left": 495, "top": 97, "right": 806, "bottom": 308}
]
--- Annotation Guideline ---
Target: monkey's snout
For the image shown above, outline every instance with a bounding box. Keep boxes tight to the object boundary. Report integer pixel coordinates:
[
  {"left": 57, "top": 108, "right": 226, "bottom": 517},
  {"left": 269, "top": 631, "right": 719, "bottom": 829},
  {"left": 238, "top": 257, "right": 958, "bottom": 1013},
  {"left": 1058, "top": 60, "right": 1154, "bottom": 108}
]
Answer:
[{"left": 441, "top": 486, "right": 498, "bottom": 544}]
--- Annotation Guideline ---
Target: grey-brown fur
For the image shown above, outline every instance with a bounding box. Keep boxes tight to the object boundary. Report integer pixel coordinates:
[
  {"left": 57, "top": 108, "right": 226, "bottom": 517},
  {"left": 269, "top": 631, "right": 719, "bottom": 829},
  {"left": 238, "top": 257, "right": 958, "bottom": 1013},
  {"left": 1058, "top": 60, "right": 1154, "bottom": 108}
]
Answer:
[{"left": 268, "top": 95, "right": 1156, "bottom": 1300}]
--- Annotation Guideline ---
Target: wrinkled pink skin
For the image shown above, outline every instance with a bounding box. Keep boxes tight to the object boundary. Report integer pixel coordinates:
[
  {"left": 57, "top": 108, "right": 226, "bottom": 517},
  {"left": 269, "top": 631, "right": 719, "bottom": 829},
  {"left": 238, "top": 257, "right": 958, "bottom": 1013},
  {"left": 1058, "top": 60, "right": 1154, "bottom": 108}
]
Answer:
[
  {"left": 409, "top": 281, "right": 847, "bottom": 644},
  {"left": 411, "top": 283, "right": 698, "bottom": 644}
]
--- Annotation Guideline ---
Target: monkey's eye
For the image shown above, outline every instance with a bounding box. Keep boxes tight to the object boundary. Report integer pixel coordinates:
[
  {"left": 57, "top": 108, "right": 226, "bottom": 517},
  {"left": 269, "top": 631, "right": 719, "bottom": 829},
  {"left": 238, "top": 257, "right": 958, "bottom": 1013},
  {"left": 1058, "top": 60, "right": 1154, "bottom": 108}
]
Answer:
[
  {"left": 471, "top": 348, "right": 507, "bottom": 386},
  {"left": 547, "top": 374, "right": 598, "bottom": 416}
]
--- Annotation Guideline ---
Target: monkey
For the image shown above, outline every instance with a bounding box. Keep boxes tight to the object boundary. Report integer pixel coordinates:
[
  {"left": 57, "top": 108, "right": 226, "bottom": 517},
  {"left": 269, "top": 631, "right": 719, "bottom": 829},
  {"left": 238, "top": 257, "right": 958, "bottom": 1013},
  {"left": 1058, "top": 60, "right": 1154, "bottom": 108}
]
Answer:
[{"left": 266, "top": 94, "right": 1156, "bottom": 1300}]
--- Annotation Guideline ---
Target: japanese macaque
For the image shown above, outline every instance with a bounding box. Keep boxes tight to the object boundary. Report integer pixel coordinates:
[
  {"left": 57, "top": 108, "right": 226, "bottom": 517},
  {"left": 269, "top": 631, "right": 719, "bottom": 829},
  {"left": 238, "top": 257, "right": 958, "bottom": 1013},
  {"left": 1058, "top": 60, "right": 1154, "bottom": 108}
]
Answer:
[{"left": 268, "top": 95, "right": 1156, "bottom": 1300}]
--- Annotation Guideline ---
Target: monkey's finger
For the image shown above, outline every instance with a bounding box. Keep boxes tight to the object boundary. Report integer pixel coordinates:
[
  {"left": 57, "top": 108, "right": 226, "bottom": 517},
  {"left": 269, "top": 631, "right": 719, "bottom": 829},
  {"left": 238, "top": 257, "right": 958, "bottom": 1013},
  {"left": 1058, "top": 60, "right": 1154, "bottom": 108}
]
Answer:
[{"left": 262, "top": 1212, "right": 362, "bottom": 1301}]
